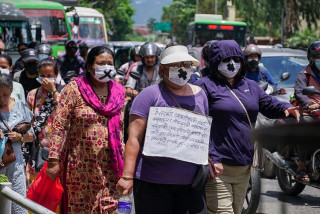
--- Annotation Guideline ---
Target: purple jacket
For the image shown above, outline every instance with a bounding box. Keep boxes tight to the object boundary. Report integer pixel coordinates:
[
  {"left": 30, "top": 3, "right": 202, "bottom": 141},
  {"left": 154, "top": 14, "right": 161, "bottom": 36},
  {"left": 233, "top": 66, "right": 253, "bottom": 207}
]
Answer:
[{"left": 194, "top": 40, "right": 292, "bottom": 166}]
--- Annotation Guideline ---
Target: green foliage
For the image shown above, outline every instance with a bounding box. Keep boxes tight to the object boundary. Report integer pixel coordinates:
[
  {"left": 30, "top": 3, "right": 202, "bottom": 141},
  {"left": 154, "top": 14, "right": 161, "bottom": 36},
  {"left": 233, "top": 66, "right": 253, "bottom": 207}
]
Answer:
[
  {"left": 0, "top": 174, "right": 9, "bottom": 183},
  {"left": 287, "top": 29, "right": 320, "bottom": 48},
  {"left": 147, "top": 18, "right": 156, "bottom": 34},
  {"left": 78, "top": 0, "right": 135, "bottom": 41},
  {"left": 234, "top": 0, "right": 320, "bottom": 38},
  {"left": 161, "top": 0, "right": 197, "bottom": 44}
]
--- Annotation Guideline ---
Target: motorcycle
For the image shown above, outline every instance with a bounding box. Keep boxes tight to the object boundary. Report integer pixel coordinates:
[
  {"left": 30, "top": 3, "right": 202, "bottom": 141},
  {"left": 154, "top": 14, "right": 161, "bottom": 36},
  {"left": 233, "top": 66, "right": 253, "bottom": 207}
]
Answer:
[
  {"left": 253, "top": 86, "right": 320, "bottom": 197},
  {"left": 242, "top": 72, "right": 290, "bottom": 214}
]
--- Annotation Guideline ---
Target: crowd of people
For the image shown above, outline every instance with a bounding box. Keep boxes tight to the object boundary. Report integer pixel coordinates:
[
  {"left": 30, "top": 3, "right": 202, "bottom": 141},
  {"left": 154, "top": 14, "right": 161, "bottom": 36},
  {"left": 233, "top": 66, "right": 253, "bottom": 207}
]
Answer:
[{"left": 2, "top": 37, "right": 320, "bottom": 214}]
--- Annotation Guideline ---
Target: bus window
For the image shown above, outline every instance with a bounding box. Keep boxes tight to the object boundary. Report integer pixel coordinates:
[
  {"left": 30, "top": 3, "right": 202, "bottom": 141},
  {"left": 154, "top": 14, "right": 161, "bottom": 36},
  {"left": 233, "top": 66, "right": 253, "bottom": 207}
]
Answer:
[
  {"left": 20, "top": 9, "right": 69, "bottom": 42},
  {"left": 0, "top": 21, "right": 32, "bottom": 51}
]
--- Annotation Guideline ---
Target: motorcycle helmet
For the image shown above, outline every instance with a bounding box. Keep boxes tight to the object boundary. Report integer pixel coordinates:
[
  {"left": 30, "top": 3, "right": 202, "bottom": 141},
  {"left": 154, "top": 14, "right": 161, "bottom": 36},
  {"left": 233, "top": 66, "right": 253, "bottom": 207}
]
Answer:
[
  {"left": 35, "top": 43, "right": 53, "bottom": 60},
  {"left": 65, "top": 40, "right": 78, "bottom": 50},
  {"left": 307, "top": 41, "right": 320, "bottom": 63},
  {"left": 202, "top": 40, "right": 215, "bottom": 66},
  {"left": 244, "top": 44, "right": 262, "bottom": 58},
  {"left": 139, "top": 42, "right": 160, "bottom": 64},
  {"left": 244, "top": 44, "right": 261, "bottom": 70},
  {"left": 130, "top": 45, "right": 141, "bottom": 61}
]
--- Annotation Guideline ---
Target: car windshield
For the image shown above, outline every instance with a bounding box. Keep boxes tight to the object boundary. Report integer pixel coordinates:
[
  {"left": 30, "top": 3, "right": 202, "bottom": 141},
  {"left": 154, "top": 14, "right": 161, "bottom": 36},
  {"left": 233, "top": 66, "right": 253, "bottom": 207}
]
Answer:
[
  {"left": 21, "top": 9, "right": 69, "bottom": 42},
  {"left": 260, "top": 56, "right": 309, "bottom": 88},
  {"left": 0, "top": 21, "right": 32, "bottom": 51}
]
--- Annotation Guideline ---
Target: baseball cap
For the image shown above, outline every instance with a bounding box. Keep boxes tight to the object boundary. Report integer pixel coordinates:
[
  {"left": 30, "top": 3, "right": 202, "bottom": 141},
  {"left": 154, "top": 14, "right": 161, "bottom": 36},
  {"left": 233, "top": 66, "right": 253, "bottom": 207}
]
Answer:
[
  {"left": 21, "top": 48, "right": 39, "bottom": 62},
  {"left": 160, "top": 45, "right": 200, "bottom": 66}
]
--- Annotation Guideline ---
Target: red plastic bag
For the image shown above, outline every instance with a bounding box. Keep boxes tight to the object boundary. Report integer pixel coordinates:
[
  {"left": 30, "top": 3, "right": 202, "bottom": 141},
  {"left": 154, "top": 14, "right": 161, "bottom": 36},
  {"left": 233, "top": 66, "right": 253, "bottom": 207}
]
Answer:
[{"left": 27, "top": 162, "right": 64, "bottom": 212}]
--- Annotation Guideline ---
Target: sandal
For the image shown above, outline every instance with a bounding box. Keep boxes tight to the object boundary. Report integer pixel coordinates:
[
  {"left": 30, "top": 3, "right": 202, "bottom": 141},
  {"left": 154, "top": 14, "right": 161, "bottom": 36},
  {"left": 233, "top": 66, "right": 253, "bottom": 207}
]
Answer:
[{"left": 295, "top": 169, "right": 310, "bottom": 182}]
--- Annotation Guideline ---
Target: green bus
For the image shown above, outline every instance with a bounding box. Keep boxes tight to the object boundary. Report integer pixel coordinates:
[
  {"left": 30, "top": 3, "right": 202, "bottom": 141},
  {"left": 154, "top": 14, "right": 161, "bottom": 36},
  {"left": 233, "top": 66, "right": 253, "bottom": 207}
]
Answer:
[
  {"left": 0, "top": 2, "right": 32, "bottom": 62},
  {"left": 6, "top": 0, "right": 72, "bottom": 57},
  {"left": 187, "top": 14, "right": 247, "bottom": 47}
]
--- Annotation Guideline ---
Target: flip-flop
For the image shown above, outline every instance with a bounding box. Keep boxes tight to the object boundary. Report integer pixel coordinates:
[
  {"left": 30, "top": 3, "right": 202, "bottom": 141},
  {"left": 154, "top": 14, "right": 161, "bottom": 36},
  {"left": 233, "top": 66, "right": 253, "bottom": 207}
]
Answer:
[{"left": 295, "top": 169, "right": 310, "bottom": 182}]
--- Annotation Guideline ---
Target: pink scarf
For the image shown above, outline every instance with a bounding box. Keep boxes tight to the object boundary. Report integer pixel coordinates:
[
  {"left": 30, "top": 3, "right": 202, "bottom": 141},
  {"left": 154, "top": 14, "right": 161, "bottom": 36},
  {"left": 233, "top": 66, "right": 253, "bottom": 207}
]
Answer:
[{"left": 75, "top": 76, "right": 124, "bottom": 179}]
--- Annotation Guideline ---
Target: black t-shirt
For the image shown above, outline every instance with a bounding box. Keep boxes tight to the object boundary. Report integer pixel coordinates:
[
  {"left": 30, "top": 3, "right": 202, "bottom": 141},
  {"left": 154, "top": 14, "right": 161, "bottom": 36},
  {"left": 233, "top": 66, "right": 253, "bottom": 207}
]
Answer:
[{"left": 19, "top": 71, "right": 41, "bottom": 98}]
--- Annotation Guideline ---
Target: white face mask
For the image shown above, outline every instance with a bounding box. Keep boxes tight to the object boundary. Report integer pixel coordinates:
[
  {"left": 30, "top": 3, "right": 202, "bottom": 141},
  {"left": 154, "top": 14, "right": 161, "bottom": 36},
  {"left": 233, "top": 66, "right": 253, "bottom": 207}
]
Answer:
[
  {"left": 218, "top": 59, "right": 241, "bottom": 78},
  {"left": 168, "top": 67, "right": 192, "bottom": 86},
  {"left": 0, "top": 68, "right": 10, "bottom": 75},
  {"left": 36, "top": 77, "right": 56, "bottom": 84},
  {"left": 92, "top": 65, "right": 116, "bottom": 83}
]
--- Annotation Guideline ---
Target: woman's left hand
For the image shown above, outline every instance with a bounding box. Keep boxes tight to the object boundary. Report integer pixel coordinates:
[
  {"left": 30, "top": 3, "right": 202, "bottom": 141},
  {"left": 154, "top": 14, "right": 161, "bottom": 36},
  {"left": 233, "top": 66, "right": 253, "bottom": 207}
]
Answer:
[
  {"left": 7, "top": 132, "right": 22, "bottom": 142},
  {"left": 42, "top": 78, "right": 56, "bottom": 93},
  {"left": 284, "top": 106, "right": 300, "bottom": 122}
]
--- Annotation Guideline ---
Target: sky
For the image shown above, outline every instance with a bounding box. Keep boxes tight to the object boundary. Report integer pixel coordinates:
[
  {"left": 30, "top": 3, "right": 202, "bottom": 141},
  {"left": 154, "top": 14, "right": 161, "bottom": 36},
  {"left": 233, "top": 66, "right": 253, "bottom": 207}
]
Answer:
[{"left": 131, "top": 0, "right": 172, "bottom": 25}]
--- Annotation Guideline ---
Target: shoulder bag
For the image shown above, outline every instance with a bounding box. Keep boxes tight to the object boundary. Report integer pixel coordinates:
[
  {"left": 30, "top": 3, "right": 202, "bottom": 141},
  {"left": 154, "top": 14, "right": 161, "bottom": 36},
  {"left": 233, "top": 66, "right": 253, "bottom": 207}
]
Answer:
[
  {"left": 32, "top": 88, "right": 50, "bottom": 171},
  {"left": 0, "top": 114, "right": 16, "bottom": 170},
  {"left": 225, "top": 85, "right": 262, "bottom": 169},
  {"left": 163, "top": 85, "right": 211, "bottom": 190}
]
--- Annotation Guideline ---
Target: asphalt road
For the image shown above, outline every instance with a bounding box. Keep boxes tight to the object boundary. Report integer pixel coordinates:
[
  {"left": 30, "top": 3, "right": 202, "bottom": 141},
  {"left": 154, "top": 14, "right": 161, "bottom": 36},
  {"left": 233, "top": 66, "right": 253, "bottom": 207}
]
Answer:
[{"left": 257, "top": 177, "right": 320, "bottom": 214}]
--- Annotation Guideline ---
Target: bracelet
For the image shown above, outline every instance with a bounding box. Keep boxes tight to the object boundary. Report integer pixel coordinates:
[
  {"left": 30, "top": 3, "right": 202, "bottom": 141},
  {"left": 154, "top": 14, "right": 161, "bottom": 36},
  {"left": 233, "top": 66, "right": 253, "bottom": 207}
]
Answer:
[
  {"left": 50, "top": 90, "right": 58, "bottom": 96},
  {"left": 121, "top": 175, "right": 134, "bottom": 180},
  {"left": 20, "top": 134, "right": 24, "bottom": 142}
]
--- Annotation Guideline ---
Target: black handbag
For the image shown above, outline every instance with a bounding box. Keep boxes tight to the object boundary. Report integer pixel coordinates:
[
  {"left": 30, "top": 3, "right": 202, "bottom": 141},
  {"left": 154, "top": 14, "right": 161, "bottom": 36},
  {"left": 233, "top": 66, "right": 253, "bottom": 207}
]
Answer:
[
  {"left": 35, "top": 146, "right": 49, "bottom": 171},
  {"left": 191, "top": 164, "right": 209, "bottom": 191}
]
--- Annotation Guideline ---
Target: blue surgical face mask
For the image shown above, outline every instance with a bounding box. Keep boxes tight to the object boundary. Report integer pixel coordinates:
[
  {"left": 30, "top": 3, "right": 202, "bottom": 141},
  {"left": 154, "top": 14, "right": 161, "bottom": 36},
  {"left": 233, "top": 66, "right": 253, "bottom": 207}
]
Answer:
[
  {"left": 39, "top": 54, "right": 49, "bottom": 60},
  {"left": 315, "top": 59, "right": 320, "bottom": 70}
]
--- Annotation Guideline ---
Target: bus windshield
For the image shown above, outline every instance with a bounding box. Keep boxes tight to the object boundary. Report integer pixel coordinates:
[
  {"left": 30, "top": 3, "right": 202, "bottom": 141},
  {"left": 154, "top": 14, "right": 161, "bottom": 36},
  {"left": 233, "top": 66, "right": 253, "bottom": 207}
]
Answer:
[
  {"left": 79, "top": 21, "right": 104, "bottom": 39},
  {"left": 194, "top": 24, "right": 246, "bottom": 47},
  {"left": 20, "top": 9, "right": 69, "bottom": 42},
  {"left": 0, "top": 21, "right": 32, "bottom": 51}
]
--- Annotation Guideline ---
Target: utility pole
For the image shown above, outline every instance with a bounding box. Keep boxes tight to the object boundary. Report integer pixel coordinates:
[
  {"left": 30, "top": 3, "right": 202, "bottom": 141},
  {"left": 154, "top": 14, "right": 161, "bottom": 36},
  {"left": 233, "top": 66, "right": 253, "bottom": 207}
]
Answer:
[
  {"left": 281, "top": 0, "right": 286, "bottom": 45},
  {"left": 215, "top": 0, "right": 218, "bottom": 14}
]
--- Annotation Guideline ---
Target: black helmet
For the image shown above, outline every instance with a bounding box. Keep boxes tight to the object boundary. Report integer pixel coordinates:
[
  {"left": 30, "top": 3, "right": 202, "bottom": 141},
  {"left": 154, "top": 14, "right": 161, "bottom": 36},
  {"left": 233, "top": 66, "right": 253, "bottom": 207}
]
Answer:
[
  {"left": 79, "top": 41, "right": 89, "bottom": 49},
  {"left": 307, "top": 41, "right": 320, "bottom": 63},
  {"left": 139, "top": 42, "right": 160, "bottom": 58},
  {"left": 35, "top": 43, "right": 53, "bottom": 55},
  {"left": 202, "top": 40, "right": 215, "bottom": 65},
  {"left": 244, "top": 44, "right": 262, "bottom": 59},
  {"left": 130, "top": 45, "right": 141, "bottom": 61},
  {"left": 65, "top": 40, "right": 78, "bottom": 50}
]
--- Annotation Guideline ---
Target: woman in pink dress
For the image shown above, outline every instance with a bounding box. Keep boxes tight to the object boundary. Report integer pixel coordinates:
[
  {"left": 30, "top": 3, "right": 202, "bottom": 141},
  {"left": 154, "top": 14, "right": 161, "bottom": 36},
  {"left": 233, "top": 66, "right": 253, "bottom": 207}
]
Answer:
[{"left": 46, "top": 46, "right": 125, "bottom": 213}]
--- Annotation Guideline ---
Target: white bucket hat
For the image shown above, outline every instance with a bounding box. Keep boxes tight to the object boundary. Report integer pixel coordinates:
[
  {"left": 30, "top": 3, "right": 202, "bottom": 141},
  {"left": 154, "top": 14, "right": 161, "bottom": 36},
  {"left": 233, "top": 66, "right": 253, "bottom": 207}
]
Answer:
[{"left": 160, "top": 45, "right": 200, "bottom": 66}]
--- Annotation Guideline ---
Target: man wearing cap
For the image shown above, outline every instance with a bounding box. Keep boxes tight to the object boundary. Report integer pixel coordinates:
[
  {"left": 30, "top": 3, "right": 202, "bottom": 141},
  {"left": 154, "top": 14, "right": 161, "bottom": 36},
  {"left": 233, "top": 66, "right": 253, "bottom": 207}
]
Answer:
[
  {"left": 117, "top": 43, "right": 209, "bottom": 214},
  {"left": 57, "top": 40, "right": 85, "bottom": 83},
  {"left": 14, "top": 48, "right": 41, "bottom": 97},
  {"left": 79, "top": 41, "right": 89, "bottom": 61},
  {"left": 125, "top": 42, "right": 161, "bottom": 97},
  {"left": 13, "top": 42, "right": 28, "bottom": 76}
]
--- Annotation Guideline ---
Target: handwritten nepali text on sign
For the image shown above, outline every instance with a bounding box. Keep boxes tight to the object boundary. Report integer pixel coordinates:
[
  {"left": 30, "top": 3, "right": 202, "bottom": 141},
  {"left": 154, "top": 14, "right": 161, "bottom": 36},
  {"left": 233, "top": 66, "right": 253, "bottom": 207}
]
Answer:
[{"left": 143, "top": 107, "right": 212, "bottom": 165}]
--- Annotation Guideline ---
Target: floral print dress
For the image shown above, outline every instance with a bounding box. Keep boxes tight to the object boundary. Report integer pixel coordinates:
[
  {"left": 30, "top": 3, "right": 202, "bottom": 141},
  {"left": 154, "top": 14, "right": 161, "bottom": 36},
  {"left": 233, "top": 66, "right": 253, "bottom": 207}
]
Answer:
[{"left": 49, "top": 81, "right": 123, "bottom": 214}]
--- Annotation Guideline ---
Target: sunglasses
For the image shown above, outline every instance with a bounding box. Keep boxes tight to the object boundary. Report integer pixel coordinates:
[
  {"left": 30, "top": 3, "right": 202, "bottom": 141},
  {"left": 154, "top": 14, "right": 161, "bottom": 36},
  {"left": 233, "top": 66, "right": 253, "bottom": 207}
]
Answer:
[
  {"left": 222, "top": 57, "right": 241, "bottom": 63},
  {"left": 165, "top": 61, "right": 193, "bottom": 69}
]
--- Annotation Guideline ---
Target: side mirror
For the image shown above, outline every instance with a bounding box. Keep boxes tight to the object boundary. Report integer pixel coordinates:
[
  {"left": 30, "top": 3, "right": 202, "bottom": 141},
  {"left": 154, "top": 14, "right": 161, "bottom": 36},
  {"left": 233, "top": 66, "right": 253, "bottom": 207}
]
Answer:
[
  {"left": 130, "top": 70, "right": 141, "bottom": 80},
  {"left": 31, "top": 24, "right": 42, "bottom": 42},
  {"left": 73, "top": 13, "right": 80, "bottom": 26},
  {"left": 281, "top": 72, "right": 290, "bottom": 81},
  {"left": 117, "top": 69, "right": 125, "bottom": 76},
  {"left": 302, "top": 86, "right": 320, "bottom": 95}
]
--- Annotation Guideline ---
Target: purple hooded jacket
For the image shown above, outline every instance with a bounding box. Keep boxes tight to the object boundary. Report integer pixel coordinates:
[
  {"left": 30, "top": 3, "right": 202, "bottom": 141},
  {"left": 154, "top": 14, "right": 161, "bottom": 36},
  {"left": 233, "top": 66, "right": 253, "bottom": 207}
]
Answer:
[{"left": 194, "top": 40, "right": 292, "bottom": 166}]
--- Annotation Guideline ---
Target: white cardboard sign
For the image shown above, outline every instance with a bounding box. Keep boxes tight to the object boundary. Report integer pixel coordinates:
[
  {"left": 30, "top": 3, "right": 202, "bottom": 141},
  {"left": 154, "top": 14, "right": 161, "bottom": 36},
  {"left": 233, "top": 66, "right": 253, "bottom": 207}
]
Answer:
[{"left": 143, "top": 107, "right": 212, "bottom": 165}]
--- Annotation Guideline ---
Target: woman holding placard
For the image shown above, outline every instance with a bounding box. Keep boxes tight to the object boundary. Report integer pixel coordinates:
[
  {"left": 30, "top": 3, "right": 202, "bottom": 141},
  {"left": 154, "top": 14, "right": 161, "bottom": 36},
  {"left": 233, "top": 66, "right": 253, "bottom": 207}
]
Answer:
[
  {"left": 117, "top": 44, "right": 209, "bottom": 214},
  {"left": 194, "top": 40, "right": 300, "bottom": 214}
]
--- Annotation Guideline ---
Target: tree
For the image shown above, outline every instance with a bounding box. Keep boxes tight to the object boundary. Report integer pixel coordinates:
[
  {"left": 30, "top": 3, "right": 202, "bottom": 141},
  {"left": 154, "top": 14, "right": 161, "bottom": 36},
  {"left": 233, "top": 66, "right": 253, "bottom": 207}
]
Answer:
[
  {"left": 78, "top": 0, "right": 135, "bottom": 41},
  {"left": 233, "top": 0, "right": 320, "bottom": 39},
  {"left": 162, "top": 0, "right": 197, "bottom": 44},
  {"left": 147, "top": 18, "right": 156, "bottom": 33}
]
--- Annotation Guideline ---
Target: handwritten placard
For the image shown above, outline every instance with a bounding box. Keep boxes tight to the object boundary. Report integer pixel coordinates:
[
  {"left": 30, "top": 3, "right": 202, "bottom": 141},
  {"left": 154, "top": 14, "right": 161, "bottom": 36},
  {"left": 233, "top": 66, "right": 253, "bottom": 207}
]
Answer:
[{"left": 143, "top": 107, "right": 212, "bottom": 165}]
